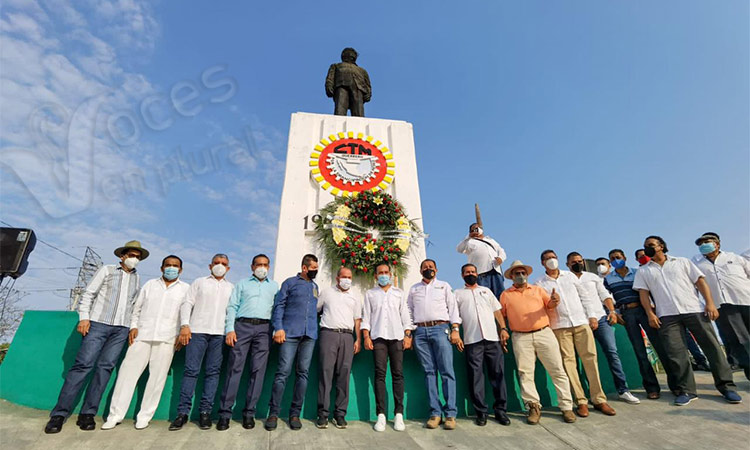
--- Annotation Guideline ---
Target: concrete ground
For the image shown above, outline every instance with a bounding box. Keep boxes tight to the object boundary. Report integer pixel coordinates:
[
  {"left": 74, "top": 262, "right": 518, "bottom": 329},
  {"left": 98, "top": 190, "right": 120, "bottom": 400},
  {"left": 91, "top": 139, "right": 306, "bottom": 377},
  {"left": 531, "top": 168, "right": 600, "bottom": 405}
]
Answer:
[{"left": 1, "top": 373, "right": 748, "bottom": 450}]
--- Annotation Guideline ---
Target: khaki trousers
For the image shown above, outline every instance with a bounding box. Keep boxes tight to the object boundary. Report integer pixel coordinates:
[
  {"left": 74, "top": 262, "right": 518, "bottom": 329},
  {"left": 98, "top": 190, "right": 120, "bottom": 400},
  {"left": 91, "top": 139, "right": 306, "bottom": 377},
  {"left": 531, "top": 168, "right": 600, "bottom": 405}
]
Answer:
[
  {"left": 512, "top": 327, "right": 573, "bottom": 411},
  {"left": 553, "top": 324, "right": 607, "bottom": 405},
  {"left": 106, "top": 340, "right": 175, "bottom": 424}
]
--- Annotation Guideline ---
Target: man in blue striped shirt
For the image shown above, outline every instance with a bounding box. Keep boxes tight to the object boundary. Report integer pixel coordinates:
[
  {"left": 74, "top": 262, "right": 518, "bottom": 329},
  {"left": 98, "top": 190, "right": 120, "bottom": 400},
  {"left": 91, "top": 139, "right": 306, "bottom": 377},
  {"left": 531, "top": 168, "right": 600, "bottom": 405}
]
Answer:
[
  {"left": 45, "top": 240, "right": 147, "bottom": 434},
  {"left": 604, "top": 248, "right": 673, "bottom": 398}
]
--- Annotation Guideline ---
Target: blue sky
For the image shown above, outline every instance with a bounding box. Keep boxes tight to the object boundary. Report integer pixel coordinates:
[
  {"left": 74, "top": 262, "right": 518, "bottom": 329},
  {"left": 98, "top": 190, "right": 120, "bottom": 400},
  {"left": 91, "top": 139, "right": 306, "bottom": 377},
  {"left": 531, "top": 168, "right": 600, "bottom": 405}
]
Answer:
[{"left": 1, "top": 1, "right": 748, "bottom": 311}]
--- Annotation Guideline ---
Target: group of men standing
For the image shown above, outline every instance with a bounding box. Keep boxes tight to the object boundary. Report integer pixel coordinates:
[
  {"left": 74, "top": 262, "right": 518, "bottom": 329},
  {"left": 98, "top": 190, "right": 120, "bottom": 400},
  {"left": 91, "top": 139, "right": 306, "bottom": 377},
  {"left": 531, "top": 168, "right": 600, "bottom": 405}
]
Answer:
[{"left": 44, "top": 225, "right": 749, "bottom": 434}]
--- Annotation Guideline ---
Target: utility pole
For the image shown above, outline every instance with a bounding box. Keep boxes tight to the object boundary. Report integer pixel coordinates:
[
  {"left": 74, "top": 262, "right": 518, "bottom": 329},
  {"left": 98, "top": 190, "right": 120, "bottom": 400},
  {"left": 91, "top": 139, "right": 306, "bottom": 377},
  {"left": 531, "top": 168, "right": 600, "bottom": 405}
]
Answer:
[{"left": 69, "top": 247, "right": 103, "bottom": 310}]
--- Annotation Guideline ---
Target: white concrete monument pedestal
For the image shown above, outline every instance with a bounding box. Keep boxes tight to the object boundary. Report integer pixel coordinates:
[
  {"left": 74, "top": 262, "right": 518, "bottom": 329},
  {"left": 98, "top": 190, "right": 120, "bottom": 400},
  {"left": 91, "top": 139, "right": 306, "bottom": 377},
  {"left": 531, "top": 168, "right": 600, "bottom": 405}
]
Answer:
[{"left": 273, "top": 112, "right": 426, "bottom": 297}]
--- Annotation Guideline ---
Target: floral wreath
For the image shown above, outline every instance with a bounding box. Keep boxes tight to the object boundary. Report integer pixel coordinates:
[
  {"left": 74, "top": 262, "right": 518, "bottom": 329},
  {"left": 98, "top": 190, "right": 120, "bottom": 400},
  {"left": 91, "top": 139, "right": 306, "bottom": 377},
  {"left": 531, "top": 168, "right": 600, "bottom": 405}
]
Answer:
[{"left": 315, "top": 190, "right": 423, "bottom": 279}]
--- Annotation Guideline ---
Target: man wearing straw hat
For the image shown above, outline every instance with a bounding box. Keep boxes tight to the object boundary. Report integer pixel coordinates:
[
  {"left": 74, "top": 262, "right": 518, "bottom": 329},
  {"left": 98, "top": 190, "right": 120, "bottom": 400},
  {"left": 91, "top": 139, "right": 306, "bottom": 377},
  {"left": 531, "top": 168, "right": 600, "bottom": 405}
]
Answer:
[
  {"left": 499, "top": 260, "right": 576, "bottom": 425},
  {"left": 45, "top": 240, "right": 148, "bottom": 434}
]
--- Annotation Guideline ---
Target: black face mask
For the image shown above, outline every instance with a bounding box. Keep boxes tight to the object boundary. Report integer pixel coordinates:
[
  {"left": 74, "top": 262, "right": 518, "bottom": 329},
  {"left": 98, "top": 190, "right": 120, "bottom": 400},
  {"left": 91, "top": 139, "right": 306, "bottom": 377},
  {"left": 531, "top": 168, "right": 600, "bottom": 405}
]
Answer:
[
  {"left": 306, "top": 269, "right": 318, "bottom": 280},
  {"left": 421, "top": 269, "right": 435, "bottom": 280},
  {"left": 571, "top": 262, "right": 584, "bottom": 273},
  {"left": 643, "top": 246, "right": 657, "bottom": 258},
  {"left": 463, "top": 274, "right": 478, "bottom": 286}
]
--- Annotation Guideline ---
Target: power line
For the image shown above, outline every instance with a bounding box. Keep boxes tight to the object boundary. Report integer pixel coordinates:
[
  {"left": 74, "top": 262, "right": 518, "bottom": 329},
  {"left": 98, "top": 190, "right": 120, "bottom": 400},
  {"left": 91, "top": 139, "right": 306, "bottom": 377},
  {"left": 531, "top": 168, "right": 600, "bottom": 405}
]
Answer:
[{"left": 0, "top": 220, "right": 83, "bottom": 262}]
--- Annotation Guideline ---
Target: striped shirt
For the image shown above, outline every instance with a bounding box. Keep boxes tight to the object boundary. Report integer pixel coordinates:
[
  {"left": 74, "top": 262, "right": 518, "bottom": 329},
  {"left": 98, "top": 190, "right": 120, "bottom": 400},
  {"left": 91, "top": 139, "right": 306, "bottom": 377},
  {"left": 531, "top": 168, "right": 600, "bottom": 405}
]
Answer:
[
  {"left": 604, "top": 267, "right": 640, "bottom": 308},
  {"left": 78, "top": 264, "right": 140, "bottom": 327}
]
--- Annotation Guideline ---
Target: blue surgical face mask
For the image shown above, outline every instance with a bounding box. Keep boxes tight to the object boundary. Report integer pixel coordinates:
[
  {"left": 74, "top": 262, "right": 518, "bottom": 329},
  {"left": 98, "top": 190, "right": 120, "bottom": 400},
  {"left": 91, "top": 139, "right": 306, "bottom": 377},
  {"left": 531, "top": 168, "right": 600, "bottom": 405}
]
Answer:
[
  {"left": 163, "top": 266, "right": 180, "bottom": 281},
  {"left": 377, "top": 274, "right": 391, "bottom": 287},
  {"left": 611, "top": 258, "right": 626, "bottom": 270},
  {"left": 699, "top": 242, "right": 716, "bottom": 255}
]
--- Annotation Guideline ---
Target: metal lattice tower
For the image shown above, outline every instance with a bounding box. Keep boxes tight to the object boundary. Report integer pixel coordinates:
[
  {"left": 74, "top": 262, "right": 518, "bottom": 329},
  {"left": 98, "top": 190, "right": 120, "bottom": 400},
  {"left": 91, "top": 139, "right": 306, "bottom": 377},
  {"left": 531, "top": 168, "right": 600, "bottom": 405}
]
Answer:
[{"left": 69, "top": 247, "right": 103, "bottom": 310}]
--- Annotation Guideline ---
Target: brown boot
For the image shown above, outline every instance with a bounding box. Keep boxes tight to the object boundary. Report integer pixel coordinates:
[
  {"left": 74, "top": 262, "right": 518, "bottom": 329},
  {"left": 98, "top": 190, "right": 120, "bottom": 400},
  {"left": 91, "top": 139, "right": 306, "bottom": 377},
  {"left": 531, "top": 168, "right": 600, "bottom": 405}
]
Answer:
[
  {"left": 425, "top": 416, "right": 441, "bottom": 429},
  {"left": 562, "top": 410, "right": 576, "bottom": 423},
  {"left": 526, "top": 403, "right": 541, "bottom": 425},
  {"left": 443, "top": 417, "right": 456, "bottom": 430},
  {"left": 576, "top": 404, "right": 589, "bottom": 417},
  {"left": 594, "top": 402, "right": 616, "bottom": 416}
]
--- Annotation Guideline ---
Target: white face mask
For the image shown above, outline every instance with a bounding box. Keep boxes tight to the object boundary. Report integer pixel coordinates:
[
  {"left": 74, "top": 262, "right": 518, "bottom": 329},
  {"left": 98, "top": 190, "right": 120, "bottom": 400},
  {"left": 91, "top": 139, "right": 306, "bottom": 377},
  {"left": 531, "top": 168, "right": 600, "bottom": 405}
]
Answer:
[
  {"left": 211, "top": 263, "right": 227, "bottom": 277},
  {"left": 338, "top": 278, "right": 352, "bottom": 291},
  {"left": 545, "top": 258, "right": 559, "bottom": 270},
  {"left": 254, "top": 266, "right": 268, "bottom": 280},
  {"left": 597, "top": 264, "right": 608, "bottom": 275},
  {"left": 123, "top": 257, "right": 139, "bottom": 270}
]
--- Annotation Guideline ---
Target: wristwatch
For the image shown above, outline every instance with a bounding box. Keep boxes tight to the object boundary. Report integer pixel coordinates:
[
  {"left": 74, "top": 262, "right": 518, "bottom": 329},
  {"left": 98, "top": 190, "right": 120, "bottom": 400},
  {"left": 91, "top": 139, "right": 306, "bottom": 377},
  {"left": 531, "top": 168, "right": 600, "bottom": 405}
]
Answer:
[
  {"left": 404, "top": 330, "right": 412, "bottom": 338},
  {"left": 501, "top": 327, "right": 508, "bottom": 332},
  {"left": 452, "top": 326, "right": 460, "bottom": 332}
]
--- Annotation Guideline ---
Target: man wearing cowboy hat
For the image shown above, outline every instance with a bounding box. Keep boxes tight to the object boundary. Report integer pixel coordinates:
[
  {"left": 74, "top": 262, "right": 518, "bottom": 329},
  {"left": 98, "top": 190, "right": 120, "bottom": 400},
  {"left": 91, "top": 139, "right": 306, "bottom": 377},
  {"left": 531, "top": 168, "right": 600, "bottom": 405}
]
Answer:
[
  {"left": 692, "top": 232, "right": 750, "bottom": 380},
  {"left": 499, "top": 260, "right": 576, "bottom": 425},
  {"left": 45, "top": 240, "right": 148, "bottom": 434}
]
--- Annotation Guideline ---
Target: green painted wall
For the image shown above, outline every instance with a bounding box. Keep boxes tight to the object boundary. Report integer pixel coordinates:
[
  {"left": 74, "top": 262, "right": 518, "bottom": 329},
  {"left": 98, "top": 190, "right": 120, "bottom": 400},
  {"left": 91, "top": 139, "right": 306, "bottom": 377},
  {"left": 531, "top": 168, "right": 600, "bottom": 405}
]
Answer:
[{"left": 0, "top": 311, "right": 643, "bottom": 421}]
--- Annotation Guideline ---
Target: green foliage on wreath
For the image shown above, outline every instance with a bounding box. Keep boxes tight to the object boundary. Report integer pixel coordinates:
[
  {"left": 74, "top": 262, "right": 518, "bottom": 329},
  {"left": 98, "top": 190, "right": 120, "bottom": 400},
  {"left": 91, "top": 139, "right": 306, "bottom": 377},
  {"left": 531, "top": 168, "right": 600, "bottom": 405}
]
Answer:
[{"left": 315, "top": 190, "right": 420, "bottom": 279}]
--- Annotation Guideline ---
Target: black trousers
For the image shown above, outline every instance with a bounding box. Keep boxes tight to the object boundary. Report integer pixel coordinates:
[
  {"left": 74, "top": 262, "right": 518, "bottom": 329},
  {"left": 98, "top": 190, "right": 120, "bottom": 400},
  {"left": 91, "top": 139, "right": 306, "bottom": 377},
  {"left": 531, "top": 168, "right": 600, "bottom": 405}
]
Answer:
[
  {"left": 658, "top": 313, "right": 736, "bottom": 395},
  {"left": 373, "top": 339, "right": 404, "bottom": 415},
  {"left": 716, "top": 304, "right": 750, "bottom": 379},
  {"left": 465, "top": 340, "right": 507, "bottom": 415}
]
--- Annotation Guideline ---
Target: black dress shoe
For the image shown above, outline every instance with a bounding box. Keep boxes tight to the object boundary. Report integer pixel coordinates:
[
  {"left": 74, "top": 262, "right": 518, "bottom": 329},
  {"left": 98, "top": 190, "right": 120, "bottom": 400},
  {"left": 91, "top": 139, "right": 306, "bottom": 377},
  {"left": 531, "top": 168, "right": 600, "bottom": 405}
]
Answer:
[
  {"left": 495, "top": 411, "right": 511, "bottom": 426},
  {"left": 264, "top": 416, "right": 278, "bottom": 431},
  {"left": 76, "top": 414, "right": 96, "bottom": 431},
  {"left": 45, "top": 416, "right": 65, "bottom": 434},
  {"left": 169, "top": 414, "right": 188, "bottom": 431},
  {"left": 333, "top": 416, "right": 347, "bottom": 429},
  {"left": 216, "top": 417, "right": 230, "bottom": 431},
  {"left": 289, "top": 416, "right": 302, "bottom": 430},
  {"left": 242, "top": 416, "right": 255, "bottom": 429},
  {"left": 199, "top": 412, "right": 212, "bottom": 430},
  {"left": 475, "top": 413, "right": 487, "bottom": 426}
]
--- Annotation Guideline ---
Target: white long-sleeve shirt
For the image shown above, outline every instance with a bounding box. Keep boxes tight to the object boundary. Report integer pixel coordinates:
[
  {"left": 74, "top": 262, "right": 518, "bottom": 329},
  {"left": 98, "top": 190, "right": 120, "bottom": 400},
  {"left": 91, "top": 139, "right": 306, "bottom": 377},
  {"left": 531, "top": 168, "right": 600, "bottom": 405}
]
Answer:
[
  {"left": 180, "top": 275, "right": 234, "bottom": 335},
  {"left": 361, "top": 286, "right": 413, "bottom": 340},
  {"left": 576, "top": 271, "right": 613, "bottom": 317},
  {"left": 536, "top": 271, "right": 598, "bottom": 329},
  {"left": 632, "top": 256, "right": 705, "bottom": 318},
  {"left": 130, "top": 277, "right": 190, "bottom": 342},
  {"left": 77, "top": 265, "right": 140, "bottom": 327},
  {"left": 456, "top": 235, "right": 507, "bottom": 274},
  {"left": 692, "top": 252, "right": 750, "bottom": 307},
  {"left": 407, "top": 279, "right": 461, "bottom": 325}
]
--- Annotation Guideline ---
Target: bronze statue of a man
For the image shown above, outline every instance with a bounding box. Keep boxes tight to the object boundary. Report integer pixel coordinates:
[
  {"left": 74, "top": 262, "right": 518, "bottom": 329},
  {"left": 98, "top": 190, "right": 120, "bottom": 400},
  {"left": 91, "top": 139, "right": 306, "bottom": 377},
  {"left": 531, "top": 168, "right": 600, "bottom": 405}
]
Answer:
[{"left": 325, "top": 48, "right": 372, "bottom": 117}]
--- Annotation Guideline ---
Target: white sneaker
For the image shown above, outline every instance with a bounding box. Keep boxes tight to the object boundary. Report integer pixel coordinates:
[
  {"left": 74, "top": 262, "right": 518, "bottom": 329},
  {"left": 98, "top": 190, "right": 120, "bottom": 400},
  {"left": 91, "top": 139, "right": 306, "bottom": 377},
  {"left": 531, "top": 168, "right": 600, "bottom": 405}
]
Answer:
[
  {"left": 618, "top": 391, "right": 641, "bottom": 404},
  {"left": 101, "top": 419, "right": 120, "bottom": 430},
  {"left": 393, "top": 413, "right": 405, "bottom": 431},
  {"left": 374, "top": 413, "right": 386, "bottom": 432},
  {"left": 135, "top": 420, "right": 149, "bottom": 430}
]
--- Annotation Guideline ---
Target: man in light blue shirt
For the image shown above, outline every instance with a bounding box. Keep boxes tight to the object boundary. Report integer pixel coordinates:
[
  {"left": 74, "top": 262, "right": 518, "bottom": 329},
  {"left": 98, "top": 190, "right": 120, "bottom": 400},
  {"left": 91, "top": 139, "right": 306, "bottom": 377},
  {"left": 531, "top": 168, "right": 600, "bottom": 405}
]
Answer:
[{"left": 216, "top": 254, "right": 279, "bottom": 431}]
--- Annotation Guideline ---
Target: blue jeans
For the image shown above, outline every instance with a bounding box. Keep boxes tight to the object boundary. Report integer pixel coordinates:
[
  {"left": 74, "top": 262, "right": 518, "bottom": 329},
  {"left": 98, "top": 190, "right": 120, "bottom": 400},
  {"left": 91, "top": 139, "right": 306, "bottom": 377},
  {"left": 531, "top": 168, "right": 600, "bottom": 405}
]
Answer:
[
  {"left": 592, "top": 316, "right": 629, "bottom": 394},
  {"left": 51, "top": 322, "right": 129, "bottom": 417},
  {"left": 177, "top": 333, "right": 224, "bottom": 415},
  {"left": 413, "top": 323, "right": 457, "bottom": 418},
  {"left": 268, "top": 336, "right": 316, "bottom": 417}
]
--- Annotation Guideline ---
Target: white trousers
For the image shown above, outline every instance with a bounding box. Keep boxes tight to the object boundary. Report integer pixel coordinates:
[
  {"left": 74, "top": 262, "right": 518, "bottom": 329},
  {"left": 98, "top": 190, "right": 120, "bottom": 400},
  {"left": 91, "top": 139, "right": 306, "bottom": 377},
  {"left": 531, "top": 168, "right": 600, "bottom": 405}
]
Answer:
[
  {"left": 512, "top": 327, "right": 574, "bottom": 411},
  {"left": 106, "top": 340, "right": 175, "bottom": 424}
]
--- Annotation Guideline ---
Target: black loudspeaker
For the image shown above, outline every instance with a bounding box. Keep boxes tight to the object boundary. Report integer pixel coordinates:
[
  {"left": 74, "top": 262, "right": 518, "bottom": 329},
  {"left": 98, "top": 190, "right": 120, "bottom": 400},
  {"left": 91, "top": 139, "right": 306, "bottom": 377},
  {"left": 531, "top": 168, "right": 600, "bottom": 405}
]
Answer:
[{"left": 0, "top": 228, "right": 37, "bottom": 279}]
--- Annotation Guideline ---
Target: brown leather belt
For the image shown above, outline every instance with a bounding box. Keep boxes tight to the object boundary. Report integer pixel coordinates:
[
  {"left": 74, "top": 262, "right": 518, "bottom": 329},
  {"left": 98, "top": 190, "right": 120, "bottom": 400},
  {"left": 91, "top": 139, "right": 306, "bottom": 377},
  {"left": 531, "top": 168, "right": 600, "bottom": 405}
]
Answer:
[
  {"left": 517, "top": 325, "right": 549, "bottom": 334},
  {"left": 415, "top": 320, "right": 449, "bottom": 327},
  {"left": 622, "top": 303, "right": 642, "bottom": 310}
]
